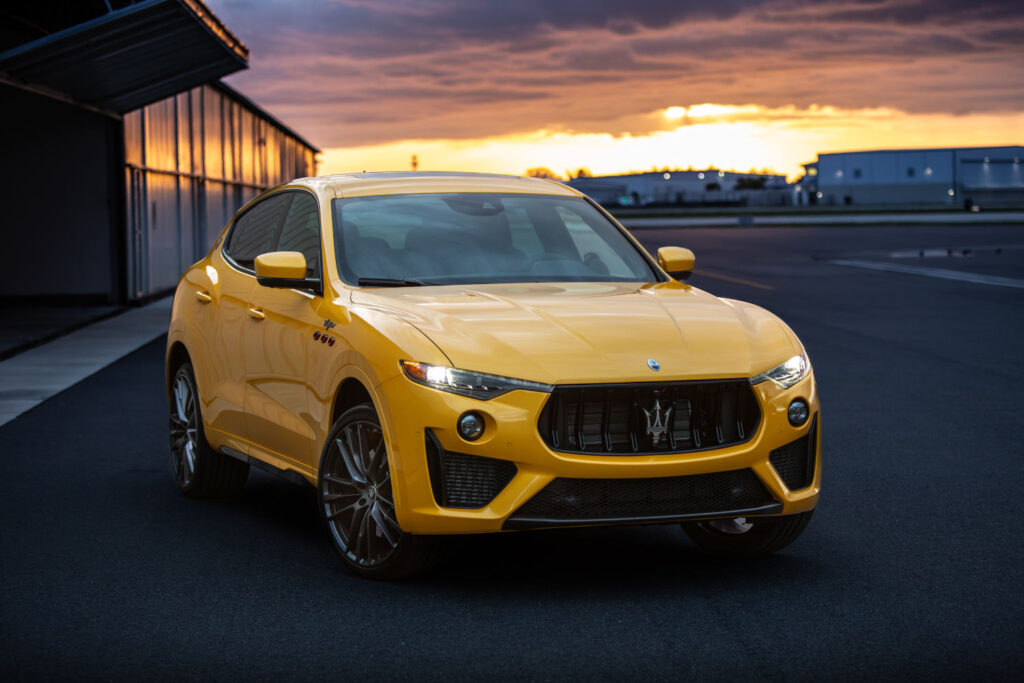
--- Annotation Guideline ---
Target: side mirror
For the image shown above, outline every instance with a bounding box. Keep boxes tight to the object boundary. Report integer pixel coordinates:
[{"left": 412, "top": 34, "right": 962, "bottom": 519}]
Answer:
[
  {"left": 255, "top": 251, "right": 320, "bottom": 293},
  {"left": 657, "top": 246, "right": 695, "bottom": 281}
]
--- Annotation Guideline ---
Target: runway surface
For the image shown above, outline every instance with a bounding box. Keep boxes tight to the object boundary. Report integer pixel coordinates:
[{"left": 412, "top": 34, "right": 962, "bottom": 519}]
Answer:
[{"left": 2, "top": 224, "right": 1022, "bottom": 680}]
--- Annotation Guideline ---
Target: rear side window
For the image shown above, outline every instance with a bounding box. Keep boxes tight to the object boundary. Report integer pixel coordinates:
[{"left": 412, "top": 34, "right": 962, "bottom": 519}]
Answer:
[
  {"left": 225, "top": 193, "right": 292, "bottom": 270},
  {"left": 277, "top": 192, "right": 321, "bottom": 279}
]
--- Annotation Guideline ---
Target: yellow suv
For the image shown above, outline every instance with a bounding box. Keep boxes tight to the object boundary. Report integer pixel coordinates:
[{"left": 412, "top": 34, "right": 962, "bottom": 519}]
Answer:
[{"left": 166, "top": 172, "right": 820, "bottom": 579}]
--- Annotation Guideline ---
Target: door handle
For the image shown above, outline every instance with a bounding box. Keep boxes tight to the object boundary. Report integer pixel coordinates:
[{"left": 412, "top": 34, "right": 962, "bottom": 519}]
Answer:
[
  {"left": 247, "top": 307, "right": 266, "bottom": 321},
  {"left": 195, "top": 289, "right": 212, "bottom": 303}
]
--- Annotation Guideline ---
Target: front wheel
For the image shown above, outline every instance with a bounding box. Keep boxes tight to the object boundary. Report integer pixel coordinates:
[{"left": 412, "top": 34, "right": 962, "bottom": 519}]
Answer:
[
  {"left": 681, "top": 511, "right": 813, "bottom": 557},
  {"left": 317, "top": 404, "right": 442, "bottom": 580}
]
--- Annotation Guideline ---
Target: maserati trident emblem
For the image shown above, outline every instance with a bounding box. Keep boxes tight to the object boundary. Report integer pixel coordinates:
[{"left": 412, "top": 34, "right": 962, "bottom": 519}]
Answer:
[
  {"left": 647, "top": 358, "right": 660, "bottom": 371},
  {"left": 643, "top": 399, "right": 673, "bottom": 446}
]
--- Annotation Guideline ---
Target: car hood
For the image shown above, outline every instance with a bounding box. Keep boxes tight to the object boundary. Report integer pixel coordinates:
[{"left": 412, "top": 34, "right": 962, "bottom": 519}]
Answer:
[{"left": 350, "top": 282, "right": 800, "bottom": 385}]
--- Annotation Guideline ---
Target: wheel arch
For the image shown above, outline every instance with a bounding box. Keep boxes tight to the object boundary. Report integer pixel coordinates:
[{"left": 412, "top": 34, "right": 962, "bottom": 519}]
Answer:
[
  {"left": 166, "top": 341, "right": 191, "bottom": 402},
  {"left": 331, "top": 376, "right": 374, "bottom": 425},
  {"left": 320, "top": 370, "right": 398, "bottom": 476}
]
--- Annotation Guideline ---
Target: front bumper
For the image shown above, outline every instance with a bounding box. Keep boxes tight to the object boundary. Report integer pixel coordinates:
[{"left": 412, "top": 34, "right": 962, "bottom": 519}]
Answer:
[{"left": 374, "top": 371, "right": 821, "bottom": 534}]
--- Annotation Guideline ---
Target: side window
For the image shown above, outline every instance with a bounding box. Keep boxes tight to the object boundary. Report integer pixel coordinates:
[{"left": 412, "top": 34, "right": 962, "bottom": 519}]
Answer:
[
  {"left": 225, "top": 193, "right": 292, "bottom": 270},
  {"left": 277, "top": 192, "right": 321, "bottom": 279}
]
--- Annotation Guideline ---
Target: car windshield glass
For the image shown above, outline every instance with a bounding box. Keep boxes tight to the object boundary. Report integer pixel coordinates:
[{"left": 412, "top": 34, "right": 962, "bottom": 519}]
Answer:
[{"left": 332, "top": 193, "right": 659, "bottom": 285}]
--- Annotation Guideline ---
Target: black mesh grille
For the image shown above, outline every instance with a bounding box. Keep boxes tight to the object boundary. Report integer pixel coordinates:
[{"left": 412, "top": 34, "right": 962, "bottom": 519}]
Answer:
[
  {"left": 425, "top": 432, "right": 516, "bottom": 509},
  {"left": 505, "top": 469, "right": 779, "bottom": 528},
  {"left": 769, "top": 416, "right": 817, "bottom": 491},
  {"left": 538, "top": 380, "right": 760, "bottom": 455}
]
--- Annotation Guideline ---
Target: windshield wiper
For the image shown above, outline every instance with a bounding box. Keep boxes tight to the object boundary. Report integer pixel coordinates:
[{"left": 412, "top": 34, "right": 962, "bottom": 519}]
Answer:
[{"left": 357, "top": 277, "right": 436, "bottom": 287}]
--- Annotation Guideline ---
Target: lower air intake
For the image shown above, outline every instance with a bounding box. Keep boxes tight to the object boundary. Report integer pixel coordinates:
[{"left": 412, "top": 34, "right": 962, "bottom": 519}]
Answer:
[
  {"left": 504, "top": 468, "right": 780, "bottom": 529},
  {"left": 425, "top": 431, "right": 516, "bottom": 509},
  {"left": 769, "top": 416, "right": 818, "bottom": 491}
]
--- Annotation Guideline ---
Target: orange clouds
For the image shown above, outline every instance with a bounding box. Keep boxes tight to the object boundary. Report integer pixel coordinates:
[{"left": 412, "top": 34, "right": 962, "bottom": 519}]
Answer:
[
  {"left": 206, "top": 1, "right": 1023, "bottom": 175},
  {"left": 319, "top": 104, "right": 1024, "bottom": 180}
]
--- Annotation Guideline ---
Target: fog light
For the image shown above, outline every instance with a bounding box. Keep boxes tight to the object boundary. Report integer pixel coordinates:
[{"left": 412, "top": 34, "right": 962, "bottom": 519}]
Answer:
[
  {"left": 457, "top": 412, "right": 484, "bottom": 440},
  {"left": 788, "top": 399, "right": 810, "bottom": 427}
]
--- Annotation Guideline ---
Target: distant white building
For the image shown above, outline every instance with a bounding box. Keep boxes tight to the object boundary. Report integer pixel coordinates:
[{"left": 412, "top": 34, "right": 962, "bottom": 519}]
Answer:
[
  {"left": 800, "top": 146, "right": 1024, "bottom": 208},
  {"left": 566, "top": 170, "right": 790, "bottom": 207}
]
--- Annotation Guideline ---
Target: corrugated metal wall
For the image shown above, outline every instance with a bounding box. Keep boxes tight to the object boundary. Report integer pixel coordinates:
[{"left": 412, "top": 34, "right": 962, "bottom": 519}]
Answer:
[{"left": 123, "top": 83, "right": 317, "bottom": 299}]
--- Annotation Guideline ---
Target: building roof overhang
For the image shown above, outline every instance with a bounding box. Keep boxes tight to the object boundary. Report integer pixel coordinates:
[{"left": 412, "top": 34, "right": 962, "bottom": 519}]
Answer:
[{"left": 0, "top": 0, "right": 248, "bottom": 113}]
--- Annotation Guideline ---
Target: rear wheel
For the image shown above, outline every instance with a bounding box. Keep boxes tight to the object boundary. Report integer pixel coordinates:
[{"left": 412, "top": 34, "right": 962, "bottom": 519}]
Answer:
[
  {"left": 681, "top": 511, "right": 813, "bottom": 557},
  {"left": 168, "top": 362, "right": 248, "bottom": 498},
  {"left": 318, "top": 404, "right": 441, "bottom": 580}
]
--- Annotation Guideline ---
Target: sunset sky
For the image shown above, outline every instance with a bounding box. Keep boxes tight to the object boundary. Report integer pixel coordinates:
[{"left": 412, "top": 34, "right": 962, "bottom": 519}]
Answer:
[{"left": 207, "top": 0, "right": 1024, "bottom": 180}]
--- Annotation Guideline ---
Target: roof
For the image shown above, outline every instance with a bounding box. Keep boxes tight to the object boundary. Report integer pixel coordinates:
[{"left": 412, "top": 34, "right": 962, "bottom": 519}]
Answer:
[
  {"left": 568, "top": 170, "right": 786, "bottom": 183},
  {"left": 818, "top": 145, "right": 1024, "bottom": 158},
  {"left": 0, "top": 0, "right": 248, "bottom": 113},
  {"left": 213, "top": 81, "right": 320, "bottom": 153},
  {"left": 301, "top": 172, "right": 581, "bottom": 199}
]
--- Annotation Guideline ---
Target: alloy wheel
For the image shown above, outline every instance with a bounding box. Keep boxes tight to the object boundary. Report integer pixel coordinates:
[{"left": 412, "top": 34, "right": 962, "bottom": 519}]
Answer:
[
  {"left": 169, "top": 370, "right": 199, "bottom": 488},
  {"left": 320, "top": 420, "right": 401, "bottom": 567}
]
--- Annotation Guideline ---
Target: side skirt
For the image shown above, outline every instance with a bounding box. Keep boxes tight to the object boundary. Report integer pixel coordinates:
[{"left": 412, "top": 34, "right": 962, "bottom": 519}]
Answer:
[{"left": 221, "top": 446, "right": 313, "bottom": 488}]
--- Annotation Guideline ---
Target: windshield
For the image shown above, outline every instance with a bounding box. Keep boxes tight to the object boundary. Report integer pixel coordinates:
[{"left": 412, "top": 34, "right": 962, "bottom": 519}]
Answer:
[{"left": 332, "top": 193, "right": 660, "bottom": 285}]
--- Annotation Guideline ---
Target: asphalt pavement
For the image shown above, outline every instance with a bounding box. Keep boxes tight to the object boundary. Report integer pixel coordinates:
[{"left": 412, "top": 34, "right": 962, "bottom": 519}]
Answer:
[{"left": 2, "top": 223, "right": 1023, "bottom": 680}]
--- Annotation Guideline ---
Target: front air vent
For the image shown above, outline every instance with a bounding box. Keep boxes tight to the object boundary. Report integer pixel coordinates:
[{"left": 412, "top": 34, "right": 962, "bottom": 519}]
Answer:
[
  {"left": 768, "top": 416, "right": 818, "bottom": 491},
  {"left": 425, "top": 431, "right": 516, "bottom": 509}
]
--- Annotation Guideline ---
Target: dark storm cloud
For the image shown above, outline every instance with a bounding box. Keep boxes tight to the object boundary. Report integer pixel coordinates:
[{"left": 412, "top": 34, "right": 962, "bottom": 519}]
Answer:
[
  {"left": 555, "top": 47, "right": 682, "bottom": 72},
  {"left": 976, "top": 27, "right": 1024, "bottom": 45},
  {"left": 800, "top": 0, "right": 1024, "bottom": 24},
  {"left": 214, "top": 0, "right": 771, "bottom": 57},
  {"left": 206, "top": 0, "right": 1024, "bottom": 147}
]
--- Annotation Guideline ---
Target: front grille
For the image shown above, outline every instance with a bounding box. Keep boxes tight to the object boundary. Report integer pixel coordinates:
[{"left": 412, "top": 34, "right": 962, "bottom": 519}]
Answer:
[
  {"left": 504, "top": 468, "right": 780, "bottom": 529},
  {"left": 769, "top": 416, "right": 818, "bottom": 491},
  {"left": 425, "top": 431, "right": 517, "bottom": 509},
  {"left": 538, "top": 380, "right": 760, "bottom": 455}
]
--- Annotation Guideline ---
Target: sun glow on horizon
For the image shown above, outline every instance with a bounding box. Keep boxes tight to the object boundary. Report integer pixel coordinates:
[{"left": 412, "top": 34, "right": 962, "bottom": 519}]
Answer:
[
  {"left": 321, "top": 104, "right": 1024, "bottom": 181},
  {"left": 663, "top": 106, "right": 687, "bottom": 120},
  {"left": 663, "top": 103, "right": 769, "bottom": 121}
]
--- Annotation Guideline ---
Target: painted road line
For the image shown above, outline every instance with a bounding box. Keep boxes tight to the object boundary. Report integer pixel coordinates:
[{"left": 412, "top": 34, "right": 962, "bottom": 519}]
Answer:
[
  {"left": 695, "top": 269, "right": 776, "bottom": 290},
  {"left": 621, "top": 211, "right": 1024, "bottom": 228},
  {"left": 829, "top": 259, "right": 1024, "bottom": 289},
  {"left": 887, "top": 244, "right": 1024, "bottom": 259},
  {"left": 0, "top": 297, "right": 172, "bottom": 427}
]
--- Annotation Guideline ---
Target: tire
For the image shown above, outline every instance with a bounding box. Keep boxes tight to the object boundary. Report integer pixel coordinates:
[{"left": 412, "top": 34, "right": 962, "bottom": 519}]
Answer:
[
  {"left": 681, "top": 511, "right": 813, "bottom": 557},
  {"left": 168, "top": 361, "right": 249, "bottom": 498},
  {"left": 317, "top": 403, "right": 442, "bottom": 580}
]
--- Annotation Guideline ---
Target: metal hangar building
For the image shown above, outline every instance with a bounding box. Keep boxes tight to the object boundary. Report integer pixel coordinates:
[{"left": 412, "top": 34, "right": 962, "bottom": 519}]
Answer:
[
  {"left": 800, "top": 146, "right": 1023, "bottom": 208},
  {"left": 0, "top": 0, "right": 320, "bottom": 303},
  {"left": 566, "top": 170, "right": 792, "bottom": 208}
]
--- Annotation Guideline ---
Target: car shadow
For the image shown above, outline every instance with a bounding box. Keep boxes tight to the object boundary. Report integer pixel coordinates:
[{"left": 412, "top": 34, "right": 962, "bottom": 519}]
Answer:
[
  {"left": 423, "top": 526, "right": 822, "bottom": 597},
  {"left": 225, "top": 472, "right": 825, "bottom": 596}
]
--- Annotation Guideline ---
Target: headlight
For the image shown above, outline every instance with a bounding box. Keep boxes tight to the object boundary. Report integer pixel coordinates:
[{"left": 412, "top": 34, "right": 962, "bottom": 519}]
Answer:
[
  {"left": 400, "top": 361, "right": 552, "bottom": 400},
  {"left": 750, "top": 353, "right": 810, "bottom": 389}
]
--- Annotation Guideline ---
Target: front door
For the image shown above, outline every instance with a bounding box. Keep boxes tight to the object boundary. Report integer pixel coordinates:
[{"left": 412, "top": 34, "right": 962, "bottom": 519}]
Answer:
[
  {"left": 243, "top": 191, "right": 325, "bottom": 471},
  {"left": 203, "top": 191, "right": 292, "bottom": 448}
]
